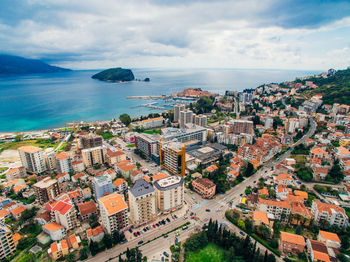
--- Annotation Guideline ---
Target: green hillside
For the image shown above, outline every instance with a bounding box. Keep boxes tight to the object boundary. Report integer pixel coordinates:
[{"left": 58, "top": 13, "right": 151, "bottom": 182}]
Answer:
[{"left": 92, "top": 67, "right": 135, "bottom": 82}]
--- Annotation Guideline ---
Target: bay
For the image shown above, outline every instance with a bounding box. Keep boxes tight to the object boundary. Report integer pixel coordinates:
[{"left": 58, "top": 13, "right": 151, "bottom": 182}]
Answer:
[{"left": 0, "top": 68, "right": 319, "bottom": 132}]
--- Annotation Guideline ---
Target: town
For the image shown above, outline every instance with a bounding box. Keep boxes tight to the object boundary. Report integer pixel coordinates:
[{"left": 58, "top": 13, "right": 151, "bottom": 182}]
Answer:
[{"left": 0, "top": 68, "right": 349, "bottom": 262}]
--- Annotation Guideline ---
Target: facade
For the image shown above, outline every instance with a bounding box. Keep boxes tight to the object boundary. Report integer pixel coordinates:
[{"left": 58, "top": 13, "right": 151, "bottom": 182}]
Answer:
[
  {"left": 0, "top": 224, "right": 16, "bottom": 260},
  {"left": 106, "top": 149, "right": 126, "bottom": 166},
  {"left": 311, "top": 201, "right": 348, "bottom": 228},
  {"left": 128, "top": 179, "right": 157, "bottom": 226},
  {"left": 134, "top": 133, "right": 159, "bottom": 159},
  {"left": 42, "top": 222, "right": 66, "bottom": 241},
  {"left": 78, "top": 200, "right": 98, "bottom": 221},
  {"left": 179, "top": 109, "right": 194, "bottom": 128},
  {"left": 280, "top": 231, "right": 305, "bottom": 254},
  {"left": 81, "top": 146, "right": 106, "bottom": 167},
  {"left": 194, "top": 114, "right": 207, "bottom": 127},
  {"left": 265, "top": 117, "right": 273, "bottom": 129},
  {"left": 18, "top": 146, "right": 46, "bottom": 174},
  {"left": 34, "top": 177, "right": 60, "bottom": 204},
  {"left": 154, "top": 176, "right": 184, "bottom": 212},
  {"left": 174, "top": 104, "right": 185, "bottom": 123},
  {"left": 162, "top": 125, "right": 208, "bottom": 144},
  {"left": 98, "top": 193, "right": 129, "bottom": 234},
  {"left": 55, "top": 152, "right": 72, "bottom": 174},
  {"left": 229, "top": 120, "right": 254, "bottom": 134},
  {"left": 5, "top": 167, "right": 26, "bottom": 181},
  {"left": 113, "top": 178, "right": 128, "bottom": 193},
  {"left": 192, "top": 178, "right": 216, "bottom": 198},
  {"left": 80, "top": 133, "right": 103, "bottom": 149},
  {"left": 318, "top": 230, "right": 341, "bottom": 249},
  {"left": 45, "top": 151, "right": 56, "bottom": 171},
  {"left": 135, "top": 117, "right": 164, "bottom": 129},
  {"left": 92, "top": 175, "right": 113, "bottom": 199},
  {"left": 258, "top": 198, "right": 291, "bottom": 222},
  {"left": 160, "top": 141, "right": 186, "bottom": 176}
]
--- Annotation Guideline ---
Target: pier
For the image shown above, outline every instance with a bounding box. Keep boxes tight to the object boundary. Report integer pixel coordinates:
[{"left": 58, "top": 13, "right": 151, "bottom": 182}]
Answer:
[{"left": 126, "top": 95, "right": 169, "bottom": 99}]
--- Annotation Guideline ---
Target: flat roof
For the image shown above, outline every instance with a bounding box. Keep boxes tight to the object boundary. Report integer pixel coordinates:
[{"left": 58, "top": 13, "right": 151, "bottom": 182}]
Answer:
[{"left": 154, "top": 176, "right": 184, "bottom": 191}]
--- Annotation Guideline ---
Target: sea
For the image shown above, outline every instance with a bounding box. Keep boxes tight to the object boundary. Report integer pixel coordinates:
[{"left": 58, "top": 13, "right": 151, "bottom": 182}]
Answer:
[{"left": 0, "top": 68, "right": 320, "bottom": 132}]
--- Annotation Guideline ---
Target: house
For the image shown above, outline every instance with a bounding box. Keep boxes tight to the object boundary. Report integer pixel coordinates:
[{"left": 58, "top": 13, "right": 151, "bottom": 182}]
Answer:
[
  {"left": 276, "top": 185, "right": 290, "bottom": 200},
  {"left": 35, "top": 211, "right": 51, "bottom": 225},
  {"left": 306, "top": 239, "right": 331, "bottom": 262},
  {"left": 48, "top": 234, "right": 81, "bottom": 260},
  {"left": 294, "top": 190, "right": 308, "bottom": 200},
  {"left": 280, "top": 231, "right": 305, "bottom": 254},
  {"left": 82, "top": 187, "right": 92, "bottom": 199},
  {"left": 318, "top": 230, "right": 341, "bottom": 249},
  {"left": 192, "top": 178, "right": 216, "bottom": 199},
  {"left": 258, "top": 188, "right": 269, "bottom": 197},
  {"left": 311, "top": 201, "right": 348, "bottom": 228},
  {"left": 312, "top": 167, "right": 328, "bottom": 181},
  {"left": 227, "top": 170, "right": 239, "bottom": 179},
  {"left": 252, "top": 211, "right": 270, "bottom": 227},
  {"left": 42, "top": 222, "right": 66, "bottom": 241},
  {"left": 290, "top": 201, "right": 312, "bottom": 226},
  {"left": 72, "top": 160, "right": 85, "bottom": 173},
  {"left": 10, "top": 205, "right": 26, "bottom": 220},
  {"left": 5, "top": 167, "right": 26, "bottom": 180},
  {"left": 86, "top": 225, "right": 105, "bottom": 243},
  {"left": 72, "top": 172, "right": 88, "bottom": 183},
  {"left": 104, "top": 169, "right": 117, "bottom": 180},
  {"left": 0, "top": 209, "right": 11, "bottom": 223},
  {"left": 113, "top": 178, "right": 128, "bottom": 193},
  {"left": 105, "top": 149, "right": 126, "bottom": 166},
  {"left": 130, "top": 170, "right": 143, "bottom": 183},
  {"left": 310, "top": 147, "right": 330, "bottom": 161},
  {"left": 258, "top": 199, "right": 291, "bottom": 222},
  {"left": 55, "top": 173, "right": 70, "bottom": 183},
  {"left": 77, "top": 200, "right": 98, "bottom": 221},
  {"left": 67, "top": 188, "right": 84, "bottom": 205},
  {"left": 274, "top": 173, "right": 293, "bottom": 186},
  {"left": 116, "top": 160, "right": 137, "bottom": 178},
  {"left": 12, "top": 233, "right": 23, "bottom": 246},
  {"left": 205, "top": 165, "right": 218, "bottom": 173}
]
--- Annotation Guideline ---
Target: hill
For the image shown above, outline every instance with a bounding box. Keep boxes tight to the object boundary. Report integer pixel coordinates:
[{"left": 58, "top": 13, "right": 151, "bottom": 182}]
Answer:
[
  {"left": 91, "top": 67, "right": 135, "bottom": 82},
  {"left": 303, "top": 68, "right": 350, "bottom": 105},
  {"left": 0, "top": 54, "right": 71, "bottom": 75}
]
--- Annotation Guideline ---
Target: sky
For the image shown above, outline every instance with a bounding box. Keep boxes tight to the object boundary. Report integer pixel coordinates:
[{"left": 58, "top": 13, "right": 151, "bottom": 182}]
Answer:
[{"left": 0, "top": 0, "right": 350, "bottom": 70}]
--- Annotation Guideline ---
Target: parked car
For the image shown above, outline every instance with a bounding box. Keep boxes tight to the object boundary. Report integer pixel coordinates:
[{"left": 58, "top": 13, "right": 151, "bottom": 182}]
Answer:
[
  {"left": 164, "top": 235, "right": 168, "bottom": 238},
  {"left": 240, "top": 231, "right": 246, "bottom": 236},
  {"left": 153, "top": 224, "right": 156, "bottom": 228},
  {"left": 205, "top": 209, "right": 211, "bottom": 212},
  {"left": 163, "top": 252, "right": 169, "bottom": 258},
  {"left": 138, "top": 241, "right": 144, "bottom": 245},
  {"left": 166, "top": 218, "right": 170, "bottom": 222}
]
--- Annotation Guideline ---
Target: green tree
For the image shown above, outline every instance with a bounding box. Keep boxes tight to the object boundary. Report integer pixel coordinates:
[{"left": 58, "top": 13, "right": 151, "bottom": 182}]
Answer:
[
  {"left": 89, "top": 240, "right": 99, "bottom": 256},
  {"left": 103, "top": 234, "right": 113, "bottom": 249},
  {"left": 244, "top": 162, "right": 254, "bottom": 177},
  {"left": 79, "top": 247, "right": 89, "bottom": 260},
  {"left": 120, "top": 113, "right": 131, "bottom": 126},
  {"left": 89, "top": 213, "right": 99, "bottom": 228}
]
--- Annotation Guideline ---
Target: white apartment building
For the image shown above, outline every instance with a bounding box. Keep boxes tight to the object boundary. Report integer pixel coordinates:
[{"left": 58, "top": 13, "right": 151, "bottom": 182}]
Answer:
[
  {"left": 162, "top": 124, "right": 207, "bottom": 144},
  {"left": 179, "top": 109, "right": 193, "bottom": 128},
  {"left": 258, "top": 198, "right": 291, "bottom": 222},
  {"left": 55, "top": 152, "right": 72, "bottom": 174},
  {"left": 194, "top": 114, "right": 207, "bottom": 127},
  {"left": 128, "top": 179, "right": 157, "bottom": 226},
  {"left": 154, "top": 176, "right": 184, "bottom": 212},
  {"left": 81, "top": 146, "right": 106, "bottom": 167},
  {"left": 311, "top": 201, "right": 348, "bottom": 228},
  {"left": 45, "top": 151, "right": 56, "bottom": 171},
  {"left": 98, "top": 193, "right": 129, "bottom": 234},
  {"left": 18, "top": 146, "right": 46, "bottom": 173},
  {"left": 174, "top": 104, "right": 185, "bottom": 123},
  {"left": 48, "top": 195, "right": 79, "bottom": 230}
]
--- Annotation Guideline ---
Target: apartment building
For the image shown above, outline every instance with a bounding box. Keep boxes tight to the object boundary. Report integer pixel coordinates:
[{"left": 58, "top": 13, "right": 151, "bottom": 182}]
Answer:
[
  {"left": 98, "top": 193, "right": 129, "bottom": 234},
  {"left": 154, "top": 176, "right": 184, "bottom": 212},
  {"left": 42, "top": 222, "right": 66, "bottom": 241},
  {"left": 228, "top": 119, "right": 254, "bottom": 134},
  {"left": 280, "top": 231, "right": 305, "bottom": 254},
  {"left": 81, "top": 146, "right": 106, "bottom": 167},
  {"left": 311, "top": 201, "right": 348, "bottom": 228},
  {"left": 128, "top": 179, "right": 157, "bottom": 226},
  {"left": 192, "top": 178, "right": 216, "bottom": 199},
  {"left": 179, "top": 109, "right": 194, "bottom": 128},
  {"left": 162, "top": 124, "right": 207, "bottom": 144},
  {"left": 258, "top": 198, "right": 291, "bottom": 222},
  {"left": 92, "top": 175, "right": 113, "bottom": 199},
  {"left": 135, "top": 133, "right": 159, "bottom": 159},
  {"left": 5, "top": 166, "right": 26, "bottom": 181},
  {"left": 174, "top": 104, "right": 185, "bottom": 123},
  {"left": 194, "top": 114, "right": 207, "bottom": 127},
  {"left": 160, "top": 141, "right": 186, "bottom": 176},
  {"left": 33, "top": 177, "right": 60, "bottom": 204},
  {"left": 80, "top": 133, "right": 103, "bottom": 149},
  {"left": 0, "top": 223, "right": 16, "bottom": 260},
  {"left": 55, "top": 152, "right": 72, "bottom": 174},
  {"left": 77, "top": 200, "right": 98, "bottom": 221},
  {"left": 45, "top": 151, "right": 56, "bottom": 171},
  {"left": 105, "top": 148, "right": 126, "bottom": 166},
  {"left": 134, "top": 117, "right": 164, "bottom": 129},
  {"left": 18, "top": 145, "right": 46, "bottom": 174}
]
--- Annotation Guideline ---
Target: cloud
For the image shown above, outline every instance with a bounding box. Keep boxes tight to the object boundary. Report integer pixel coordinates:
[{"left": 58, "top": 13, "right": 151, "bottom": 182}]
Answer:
[{"left": 0, "top": 0, "right": 349, "bottom": 70}]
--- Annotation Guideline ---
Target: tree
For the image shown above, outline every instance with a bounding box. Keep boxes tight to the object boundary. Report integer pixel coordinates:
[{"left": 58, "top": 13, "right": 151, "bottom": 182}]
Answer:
[
  {"left": 267, "top": 254, "right": 276, "bottom": 262},
  {"left": 341, "top": 235, "right": 350, "bottom": 250},
  {"left": 89, "top": 240, "right": 99, "bottom": 256},
  {"left": 103, "top": 234, "right": 113, "bottom": 249},
  {"left": 65, "top": 252, "right": 75, "bottom": 262},
  {"left": 328, "top": 160, "right": 344, "bottom": 183},
  {"left": 244, "top": 162, "right": 254, "bottom": 177},
  {"left": 89, "top": 213, "right": 99, "bottom": 228},
  {"left": 295, "top": 225, "right": 303, "bottom": 235},
  {"left": 120, "top": 113, "right": 131, "bottom": 126},
  {"left": 79, "top": 247, "right": 89, "bottom": 260},
  {"left": 237, "top": 219, "right": 245, "bottom": 229}
]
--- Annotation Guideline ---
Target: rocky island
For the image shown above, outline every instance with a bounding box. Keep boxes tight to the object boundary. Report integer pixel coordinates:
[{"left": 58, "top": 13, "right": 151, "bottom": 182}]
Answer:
[{"left": 91, "top": 67, "right": 135, "bottom": 82}]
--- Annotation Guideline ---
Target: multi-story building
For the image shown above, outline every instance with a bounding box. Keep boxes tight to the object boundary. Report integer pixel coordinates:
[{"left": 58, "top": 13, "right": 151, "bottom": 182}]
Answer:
[
  {"left": 258, "top": 198, "right": 291, "bottom": 222},
  {"left": 174, "top": 104, "right": 185, "bottom": 123},
  {"left": 216, "top": 132, "right": 253, "bottom": 146},
  {"left": 80, "top": 133, "right": 103, "bottom": 149},
  {"left": 192, "top": 178, "right": 216, "bottom": 199},
  {"left": 265, "top": 117, "right": 273, "bottom": 129},
  {"left": 47, "top": 195, "right": 79, "bottom": 230},
  {"left": 179, "top": 109, "right": 194, "bottom": 128},
  {"left": 154, "top": 176, "right": 184, "bottom": 213},
  {"left": 160, "top": 141, "right": 186, "bottom": 176},
  {"left": 42, "top": 222, "right": 66, "bottom": 241},
  {"left": 228, "top": 120, "right": 254, "bottom": 134},
  {"left": 239, "top": 91, "right": 252, "bottom": 104},
  {"left": 194, "top": 114, "right": 207, "bottom": 127},
  {"left": 162, "top": 124, "right": 207, "bottom": 144},
  {"left": 134, "top": 117, "right": 164, "bottom": 129},
  {"left": 45, "top": 151, "right": 56, "bottom": 171},
  {"left": 128, "top": 179, "right": 156, "bottom": 226},
  {"left": 33, "top": 177, "right": 60, "bottom": 204},
  {"left": 92, "top": 175, "right": 113, "bottom": 199},
  {"left": 0, "top": 223, "right": 16, "bottom": 260},
  {"left": 105, "top": 149, "right": 126, "bottom": 166},
  {"left": 77, "top": 200, "right": 98, "bottom": 221},
  {"left": 5, "top": 166, "right": 26, "bottom": 181},
  {"left": 311, "top": 201, "right": 348, "bottom": 228},
  {"left": 55, "top": 152, "right": 72, "bottom": 174},
  {"left": 81, "top": 146, "right": 106, "bottom": 167},
  {"left": 280, "top": 231, "right": 305, "bottom": 254},
  {"left": 18, "top": 146, "right": 46, "bottom": 174},
  {"left": 135, "top": 133, "right": 159, "bottom": 159},
  {"left": 98, "top": 193, "right": 129, "bottom": 234},
  {"left": 285, "top": 118, "right": 297, "bottom": 134}
]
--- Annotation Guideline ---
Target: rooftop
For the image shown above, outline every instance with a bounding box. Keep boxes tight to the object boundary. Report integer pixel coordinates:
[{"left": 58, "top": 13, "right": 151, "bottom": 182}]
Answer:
[
  {"left": 130, "top": 179, "right": 154, "bottom": 197},
  {"left": 42, "top": 222, "right": 63, "bottom": 232},
  {"left": 33, "top": 177, "right": 57, "bottom": 189},
  {"left": 154, "top": 175, "right": 184, "bottom": 191},
  {"left": 98, "top": 193, "right": 128, "bottom": 216},
  {"left": 78, "top": 200, "right": 97, "bottom": 216},
  {"left": 18, "top": 145, "right": 42, "bottom": 153},
  {"left": 280, "top": 231, "right": 305, "bottom": 246}
]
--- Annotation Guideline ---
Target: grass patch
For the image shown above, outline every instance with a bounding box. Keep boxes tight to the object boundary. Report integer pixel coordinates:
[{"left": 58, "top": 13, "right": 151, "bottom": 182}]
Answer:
[
  {"left": 144, "top": 129, "right": 161, "bottom": 135},
  {"left": 186, "top": 243, "right": 228, "bottom": 262},
  {"left": 0, "top": 167, "right": 9, "bottom": 173},
  {"left": 101, "top": 132, "right": 115, "bottom": 140},
  {"left": 126, "top": 144, "right": 135, "bottom": 148},
  {"left": 293, "top": 155, "right": 307, "bottom": 163},
  {"left": 0, "top": 139, "right": 59, "bottom": 152}
]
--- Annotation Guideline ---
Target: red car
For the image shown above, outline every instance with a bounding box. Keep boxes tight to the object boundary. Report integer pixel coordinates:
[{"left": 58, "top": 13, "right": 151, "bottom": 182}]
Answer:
[{"left": 153, "top": 224, "right": 156, "bottom": 228}]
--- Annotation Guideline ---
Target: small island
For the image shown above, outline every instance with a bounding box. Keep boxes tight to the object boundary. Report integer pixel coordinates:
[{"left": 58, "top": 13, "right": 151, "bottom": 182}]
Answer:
[{"left": 91, "top": 67, "right": 135, "bottom": 82}]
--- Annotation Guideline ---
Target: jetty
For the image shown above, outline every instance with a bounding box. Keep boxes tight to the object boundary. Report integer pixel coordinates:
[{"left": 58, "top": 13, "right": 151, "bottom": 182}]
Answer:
[{"left": 126, "top": 95, "right": 169, "bottom": 99}]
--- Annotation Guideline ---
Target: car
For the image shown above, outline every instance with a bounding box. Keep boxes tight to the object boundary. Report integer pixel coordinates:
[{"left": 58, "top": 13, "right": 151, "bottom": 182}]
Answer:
[
  {"left": 163, "top": 252, "right": 169, "bottom": 258},
  {"left": 133, "top": 232, "right": 137, "bottom": 237},
  {"left": 138, "top": 241, "right": 144, "bottom": 245},
  {"left": 182, "top": 226, "right": 188, "bottom": 230},
  {"left": 190, "top": 212, "right": 194, "bottom": 216},
  {"left": 153, "top": 224, "right": 156, "bottom": 228},
  {"left": 205, "top": 209, "right": 211, "bottom": 212},
  {"left": 164, "top": 235, "right": 168, "bottom": 238},
  {"left": 120, "top": 240, "right": 127, "bottom": 244},
  {"left": 253, "top": 180, "right": 256, "bottom": 183},
  {"left": 156, "top": 223, "right": 160, "bottom": 227},
  {"left": 191, "top": 216, "right": 195, "bottom": 219},
  {"left": 129, "top": 229, "right": 133, "bottom": 233},
  {"left": 240, "top": 231, "right": 246, "bottom": 236},
  {"left": 166, "top": 218, "right": 170, "bottom": 222},
  {"left": 240, "top": 193, "right": 243, "bottom": 196},
  {"left": 137, "top": 231, "right": 141, "bottom": 236},
  {"left": 174, "top": 215, "right": 178, "bottom": 219}
]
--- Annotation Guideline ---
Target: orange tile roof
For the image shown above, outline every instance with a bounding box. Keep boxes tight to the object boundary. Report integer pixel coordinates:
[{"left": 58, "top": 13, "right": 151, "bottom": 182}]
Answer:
[
  {"left": 141, "top": 176, "right": 150, "bottom": 182},
  {"left": 206, "top": 165, "right": 218, "bottom": 172},
  {"left": 253, "top": 211, "right": 269, "bottom": 225},
  {"left": 13, "top": 184, "right": 27, "bottom": 193},
  {"left": 78, "top": 200, "right": 97, "bottom": 216},
  {"left": 280, "top": 231, "right": 305, "bottom": 246},
  {"left": 259, "top": 198, "right": 291, "bottom": 209},
  {"left": 258, "top": 187, "right": 269, "bottom": 196},
  {"left": 98, "top": 193, "right": 128, "bottom": 216},
  {"left": 275, "top": 173, "right": 293, "bottom": 181},
  {"left": 56, "top": 152, "right": 69, "bottom": 161},
  {"left": 60, "top": 239, "right": 68, "bottom": 250},
  {"left": 87, "top": 225, "right": 104, "bottom": 237},
  {"left": 0, "top": 209, "right": 10, "bottom": 218},
  {"left": 319, "top": 230, "right": 340, "bottom": 243},
  {"left": 228, "top": 170, "right": 239, "bottom": 177},
  {"left": 18, "top": 146, "right": 42, "bottom": 153},
  {"left": 12, "top": 233, "right": 22, "bottom": 243},
  {"left": 113, "top": 178, "right": 127, "bottom": 187},
  {"left": 11, "top": 205, "right": 26, "bottom": 216},
  {"left": 152, "top": 172, "right": 169, "bottom": 181},
  {"left": 50, "top": 242, "right": 58, "bottom": 254},
  {"left": 314, "top": 201, "right": 346, "bottom": 216},
  {"left": 294, "top": 190, "right": 308, "bottom": 199},
  {"left": 313, "top": 251, "right": 330, "bottom": 262},
  {"left": 43, "top": 222, "right": 64, "bottom": 232},
  {"left": 230, "top": 163, "right": 240, "bottom": 170},
  {"left": 311, "top": 148, "right": 328, "bottom": 155},
  {"left": 68, "top": 234, "right": 78, "bottom": 247}
]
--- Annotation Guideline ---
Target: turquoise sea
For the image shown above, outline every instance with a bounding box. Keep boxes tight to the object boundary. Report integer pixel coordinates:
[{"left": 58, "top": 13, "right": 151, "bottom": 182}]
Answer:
[{"left": 0, "top": 68, "right": 319, "bottom": 132}]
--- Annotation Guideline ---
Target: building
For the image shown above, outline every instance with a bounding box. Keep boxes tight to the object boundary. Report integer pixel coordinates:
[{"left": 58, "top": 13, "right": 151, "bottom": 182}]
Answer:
[
  {"left": 134, "top": 133, "right": 159, "bottom": 160},
  {"left": 77, "top": 200, "right": 98, "bottom": 221},
  {"left": 106, "top": 149, "right": 126, "bottom": 166},
  {"left": 265, "top": 117, "right": 273, "bottom": 129},
  {"left": 192, "top": 178, "right": 216, "bottom": 198},
  {"left": 45, "top": 151, "right": 56, "bottom": 171},
  {"left": 252, "top": 211, "right": 270, "bottom": 227},
  {"left": 286, "top": 118, "right": 297, "bottom": 134},
  {"left": 162, "top": 124, "right": 208, "bottom": 144},
  {"left": 174, "top": 104, "right": 185, "bottom": 123},
  {"left": 318, "top": 230, "right": 341, "bottom": 249},
  {"left": 258, "top": 198, "right": 291, "bottom": 222},
  {"left": 116, "top": 160, "right": 138, "bottom": 178},
  {"left": 55, "top": 152, "right": 72, "bottom": 174},
  {"left": 274, "top": 173, "right": 293, "bottom": 186},
  {"left": 134, "top": 117, "right": 164, "bottom": 129},
  {"left": 48, "top": 234, "right": 81, "bottom": 260},
  {"left": 154, "top": 176, "right": 184, "bottom": 213},
  {"left": 239, "top": 91, "right": 252, "bottom": 104},
  {"left": 18, "top": 146, "right": 46, "bottom": 174},
  {"left": 86, "top": 225, "right": 104, "bottom": 243},
  {"left": 311, "top": 201, "right": 348, "bottom": 228},
  {"left": 0, "top": 223, "right": 16, "bottom": 260},
  {"left": 306, "top": 239, "right": 332, "bottom": 262},
  {"left": 42, "top": 222, "right": 66, "bottom": 241},
  {"left": 71, "top": 160, "right": 84, "bottom": 172},
  {"left": 179, "top": 109, "right": 194, "bottom": 128},
  {"left": 98, "top": 193, "right": 129, "bottom": 234},
  {"left": 280, "top": 231, "right": 305, "bottom": 254},
  {"left": 160, "top": 141, "right": 186, "bottom": 176},
  {"left": 5, "top": 167, "right": 26, "bottom": 181},
  {"left": 81, "top": 146, "right": 106, "bottom": 167},
  {"left": 34, "top": 177, "right": 60, "bottom": 204},
  {"left": 228, "top": 120, "right": 254, "bottom": 134},
  {"left": 80, "top": 133, "right": 103, "bottom": 149},
  {"left": 113, "top": 178, "right": 128, "bottom": 193},
  {"left": 128, "top": 179, "right": 157, "bottom": 226},
  {"left": 194, "top": 114, "right": 207, "bottom": 127},
  {"left": 92, "top": 175, "right": 113, "bottom": 199}
]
